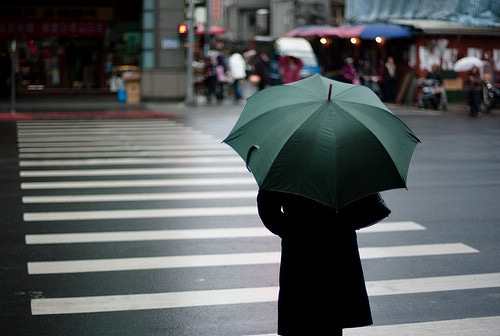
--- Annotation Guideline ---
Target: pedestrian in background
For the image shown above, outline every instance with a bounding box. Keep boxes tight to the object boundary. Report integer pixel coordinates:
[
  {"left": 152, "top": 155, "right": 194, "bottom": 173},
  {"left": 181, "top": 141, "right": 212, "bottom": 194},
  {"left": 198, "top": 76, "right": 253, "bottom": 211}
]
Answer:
[
  {"left": 257, "top": 190, "right": 391, "bottom": 335},
  {"left": 228, "top": 49, "right": 247, "bottom": 102},
  {"left": 466, "top": 66, "right": 483, "bottom": 117},
  {"left": 340, "top": 57, "right": 359, "bottom": 84},
  {"left": 382, "top": 56, "right": 397, "bottom": 102},
  {"left": 427, "top": 64, "right": 448, "bottom": 110},
  {"left": 215, "top": 54, "right": 228, "bottom": 103},
  {"left": 254, "top": 51, "right": 270, "bottom": 91},
  {"left": 203, "top": 56, "right": 217, "bottom": 104},
  {"left": 482, "top": 52, "right": 495, "bottom": 84},
  {"left": 268, "top": 52, "right": 283, "bottom": 86},
  {"left": 279, "top": 55, "right": 303, "bottom": 84}
]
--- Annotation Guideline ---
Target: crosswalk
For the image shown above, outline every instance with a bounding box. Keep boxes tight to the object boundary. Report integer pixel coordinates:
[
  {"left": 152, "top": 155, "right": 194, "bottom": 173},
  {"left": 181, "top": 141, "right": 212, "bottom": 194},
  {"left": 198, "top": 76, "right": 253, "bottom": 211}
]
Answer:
[{"left": 17, "top": 119, "right": 500, "bottom": 335}]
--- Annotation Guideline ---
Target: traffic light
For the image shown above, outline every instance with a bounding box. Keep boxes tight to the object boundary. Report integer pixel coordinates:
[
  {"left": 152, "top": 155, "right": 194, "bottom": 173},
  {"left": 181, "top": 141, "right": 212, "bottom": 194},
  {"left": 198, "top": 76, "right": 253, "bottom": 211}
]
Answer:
[{"left": 178, "top": 23, "right": 188, "bottom": 42}]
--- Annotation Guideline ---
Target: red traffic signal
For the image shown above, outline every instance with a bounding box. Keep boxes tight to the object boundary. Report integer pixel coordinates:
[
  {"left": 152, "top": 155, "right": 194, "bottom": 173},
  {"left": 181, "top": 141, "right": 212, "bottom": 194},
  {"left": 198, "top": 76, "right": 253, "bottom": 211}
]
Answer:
[{"left": 178, "top": 23, "right": 188, "bottom": 35}]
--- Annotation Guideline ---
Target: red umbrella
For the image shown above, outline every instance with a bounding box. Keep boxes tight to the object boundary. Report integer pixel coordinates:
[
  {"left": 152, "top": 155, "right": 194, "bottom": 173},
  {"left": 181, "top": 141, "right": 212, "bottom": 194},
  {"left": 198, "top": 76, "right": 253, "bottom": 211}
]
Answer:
[
  {"left": 285, "top": 25, "right": 338, "bottom": 37},
  {"left": 196, "top": 24, "right": 225, "bottom": 36}
]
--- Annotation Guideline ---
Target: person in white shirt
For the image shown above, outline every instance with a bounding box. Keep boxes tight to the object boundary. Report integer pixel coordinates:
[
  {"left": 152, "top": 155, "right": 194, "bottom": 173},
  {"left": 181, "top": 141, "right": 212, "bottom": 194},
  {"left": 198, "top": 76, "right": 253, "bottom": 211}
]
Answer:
[{"left": 229, "top": 49, "right": 247, "bottom": 102}]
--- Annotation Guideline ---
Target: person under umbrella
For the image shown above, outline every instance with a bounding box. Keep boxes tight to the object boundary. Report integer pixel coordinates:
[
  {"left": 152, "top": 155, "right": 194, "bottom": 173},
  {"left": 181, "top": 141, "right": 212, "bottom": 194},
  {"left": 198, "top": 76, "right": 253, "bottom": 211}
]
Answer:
[
  {"left": 257, "top": 190, "right": 390, "bottom": 335},
  {"left": 224, "top": 75, "right": 420, "bottom": 335},
  {"left": 465, "top": 66, "right": 483, "bottom": 117},
  {"left": 279, "top": 55, "right": 303, "bottom": 84}
]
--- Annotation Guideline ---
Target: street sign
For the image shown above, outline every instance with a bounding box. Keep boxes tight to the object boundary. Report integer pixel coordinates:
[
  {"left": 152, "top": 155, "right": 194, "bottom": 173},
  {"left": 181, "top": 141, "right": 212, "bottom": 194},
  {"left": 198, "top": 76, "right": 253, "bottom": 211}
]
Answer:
[{"left": 161, "top": 37, "right": 181, "bottom": 49}]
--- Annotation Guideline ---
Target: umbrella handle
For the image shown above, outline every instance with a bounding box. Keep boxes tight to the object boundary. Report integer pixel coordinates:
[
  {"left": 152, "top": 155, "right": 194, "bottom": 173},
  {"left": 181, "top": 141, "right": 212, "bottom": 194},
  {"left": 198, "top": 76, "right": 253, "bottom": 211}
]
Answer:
[
  {"left": 328, "top": 83, "right": 333, "bottom": 102},
  {"left": 246, "top": 145, "right": 260, "bottom": 171}
]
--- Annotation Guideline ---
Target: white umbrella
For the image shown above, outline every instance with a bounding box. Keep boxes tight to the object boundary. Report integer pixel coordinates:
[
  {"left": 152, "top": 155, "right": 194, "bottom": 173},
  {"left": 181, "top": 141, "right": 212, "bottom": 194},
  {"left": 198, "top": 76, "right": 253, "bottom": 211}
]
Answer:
[{"left": 453, "top": 56, "right": 484, "bottom": 72}]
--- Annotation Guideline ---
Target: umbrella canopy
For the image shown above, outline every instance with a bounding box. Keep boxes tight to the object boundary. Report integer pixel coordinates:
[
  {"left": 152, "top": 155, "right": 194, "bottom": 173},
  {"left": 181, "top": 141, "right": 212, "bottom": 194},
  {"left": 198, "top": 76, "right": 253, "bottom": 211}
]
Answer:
[
  {"left": 285, "top": 23, "right": 412, "bottom": 39},
  {"left": 224, "top": 75, "right": 420, "bottom": 209},
  {"left": 359, "top": 23, "right": 412, "bottom": 39},
  {"left": 285, "top": 25, "right": 340, "bottom": 37},
  {"left": 453, "top": 56, "right": 484, "bottom": 72},
  {"left": 195, "top": 24, "right": 225, "bottom": 36}
]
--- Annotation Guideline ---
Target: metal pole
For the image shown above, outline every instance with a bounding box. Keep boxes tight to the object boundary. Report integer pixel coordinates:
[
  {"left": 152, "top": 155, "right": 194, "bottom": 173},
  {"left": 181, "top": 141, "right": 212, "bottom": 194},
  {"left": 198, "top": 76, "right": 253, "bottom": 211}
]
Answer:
[
  {"left": 185, "top": 0, "right": 195, "bottom": 106},
  {"left": 204, "top": 0, "right": 211, "bottom": 57},
  {"left": 10, "top": 40, "right": 16, "bottom": 113}
]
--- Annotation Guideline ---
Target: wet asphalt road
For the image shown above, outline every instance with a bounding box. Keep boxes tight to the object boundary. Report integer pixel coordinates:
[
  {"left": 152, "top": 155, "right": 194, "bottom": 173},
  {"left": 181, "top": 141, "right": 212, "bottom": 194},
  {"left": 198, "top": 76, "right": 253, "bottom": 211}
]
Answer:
[{"left": 1, "top": 104, "right": 500, "bottom": 335}]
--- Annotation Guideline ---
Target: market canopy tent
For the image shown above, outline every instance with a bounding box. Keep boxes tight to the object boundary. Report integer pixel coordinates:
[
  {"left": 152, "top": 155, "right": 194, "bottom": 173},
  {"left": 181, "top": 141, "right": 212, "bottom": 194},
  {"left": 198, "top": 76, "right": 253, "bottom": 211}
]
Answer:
[
  {"left": 286, "top": 23, "right": 413, "bottom": 39},
  {"left": 285, "top": 25, "right": 340, "bottom": 38}
]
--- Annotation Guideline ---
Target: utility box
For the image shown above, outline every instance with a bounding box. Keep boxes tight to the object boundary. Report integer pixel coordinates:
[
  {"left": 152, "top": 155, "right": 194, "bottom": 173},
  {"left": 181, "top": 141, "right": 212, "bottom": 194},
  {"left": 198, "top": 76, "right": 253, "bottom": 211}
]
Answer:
[
  {"left": 123, "top": 71, "right": 141, "bottom": 104},
  {"left": 117, "top": 65, "right": 141, "bottom": 104}
]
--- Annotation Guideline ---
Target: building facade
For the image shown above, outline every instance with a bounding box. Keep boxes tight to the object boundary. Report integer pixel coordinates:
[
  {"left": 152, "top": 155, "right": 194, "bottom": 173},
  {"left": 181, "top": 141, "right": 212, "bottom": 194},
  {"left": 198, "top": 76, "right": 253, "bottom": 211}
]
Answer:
[
  {"left": 223, "top": 0, "right": 332, "bottom": 42},
  {"left": 0, "top": 0, "right": 188, "bottom": 100},
  {"left": 141, "top": 0, "right": 186, "bottom": 100}
]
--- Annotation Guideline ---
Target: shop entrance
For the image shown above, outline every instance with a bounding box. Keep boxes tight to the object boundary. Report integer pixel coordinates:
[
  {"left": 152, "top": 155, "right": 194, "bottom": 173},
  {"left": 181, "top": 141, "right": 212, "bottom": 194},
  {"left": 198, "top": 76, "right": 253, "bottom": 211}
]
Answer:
[
  {"left": 0, "top": 2, "right": 141, "bottom": 96},
  {"left": 16, "top": 37, "right": 107, "bottom": 93}
]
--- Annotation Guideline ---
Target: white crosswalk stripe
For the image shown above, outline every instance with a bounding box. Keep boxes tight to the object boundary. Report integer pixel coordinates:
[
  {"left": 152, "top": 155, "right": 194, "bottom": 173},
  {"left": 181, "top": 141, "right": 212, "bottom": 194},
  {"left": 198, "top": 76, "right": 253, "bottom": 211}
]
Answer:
[
  {"left": 16, "top": 129, "right": 205, "bottom": 136},
  {"left": 19, "top": 149, "right": 235, "bottom": 159},
  {"left": 27, "top": 244, "right": 478, "bottom": 274},
  {"left": 22, "top": 190, "right": 256, "bottom": 203},
  {"left": 24, "top": 222, "right": 425, "bottom": 244},
  {"left": 16, "top": 121, "right": 179, "bottom": 126},
  {"left": 20, "top": 166, "right": 247, "bottom": 177},
  {"left": 16, "top": 126, "right": 196, "bottom": 133},
  {"left": 21, "top": 177, "right": 253, "bottom": 190},
  {"left": 30, "top": 273, "right": 500, "bottom": 315},
  {"left": 18, "top": 150, "right": 237, "bottom": 158},
  {"left": 18, "top": 143, "right": 227, "bottom": 152},
  {"left": 26, "top": 227, "right": 274, "bottom": 244},
  {"left": 18, "top": 141, "right": 221, "bottom": 148},
  {"left": 247, "top": 316, "right": 500, "bottom": 336},
  {"left": 23, "top": 206, "right": 258, "bottom": 221},
  {"left": 17, "top": 119, "right": 496, "bottom": 335},
  {"left": 17, "top": 134, "right": 216, "bottom": 142},
  {"left": 19, "top": 156, "right": 242, "bottom": 166}
]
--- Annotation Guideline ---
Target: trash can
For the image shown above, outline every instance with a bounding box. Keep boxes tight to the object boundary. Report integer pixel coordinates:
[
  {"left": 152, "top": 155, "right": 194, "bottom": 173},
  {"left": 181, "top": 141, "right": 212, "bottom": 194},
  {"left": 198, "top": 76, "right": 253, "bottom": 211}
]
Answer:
[{"left": 116, "top": 65, "right": 141, "bottom": 104}]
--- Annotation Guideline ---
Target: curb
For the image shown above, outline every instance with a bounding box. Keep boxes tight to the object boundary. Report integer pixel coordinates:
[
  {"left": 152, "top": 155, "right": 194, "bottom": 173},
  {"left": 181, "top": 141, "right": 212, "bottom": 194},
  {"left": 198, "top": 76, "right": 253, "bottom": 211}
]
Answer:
[{"left": 0, "top": 111, "right": 179, "bottom": 122}]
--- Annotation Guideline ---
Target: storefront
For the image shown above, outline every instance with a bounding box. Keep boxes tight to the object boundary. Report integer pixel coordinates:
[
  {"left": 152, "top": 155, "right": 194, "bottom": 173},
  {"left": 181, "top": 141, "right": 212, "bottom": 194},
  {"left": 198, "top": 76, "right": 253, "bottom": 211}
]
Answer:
[
  {"left": 0, "top": 3, "right": 141, "bottom": 96},
  {"left": 394, "top": 20, "right": 500, "bottom": 103}
]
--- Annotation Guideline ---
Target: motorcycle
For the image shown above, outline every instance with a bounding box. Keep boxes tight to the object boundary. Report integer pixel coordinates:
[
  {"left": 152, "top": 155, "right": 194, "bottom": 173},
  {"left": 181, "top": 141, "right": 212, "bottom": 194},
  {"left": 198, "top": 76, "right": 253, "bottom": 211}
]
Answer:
[{"left": 482, "top": 80, "right": 500, "bottom": 113}]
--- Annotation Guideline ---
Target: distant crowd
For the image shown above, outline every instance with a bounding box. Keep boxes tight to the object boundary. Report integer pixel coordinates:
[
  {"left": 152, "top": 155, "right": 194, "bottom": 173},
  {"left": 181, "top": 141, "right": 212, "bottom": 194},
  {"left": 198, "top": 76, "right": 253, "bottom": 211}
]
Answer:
[
  {"left": 193, "top": 48, "right": 305, "bottom": 104},
  {"left": 193, "top": 47, "right": 497, "bottom": 117}
]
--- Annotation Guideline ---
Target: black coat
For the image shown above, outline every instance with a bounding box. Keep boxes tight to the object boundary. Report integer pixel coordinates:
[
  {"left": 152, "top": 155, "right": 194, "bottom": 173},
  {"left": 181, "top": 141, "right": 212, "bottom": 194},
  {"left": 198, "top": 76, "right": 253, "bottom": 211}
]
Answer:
[{"left": 257, "top": 190, "right": 391, "bottom": 335}]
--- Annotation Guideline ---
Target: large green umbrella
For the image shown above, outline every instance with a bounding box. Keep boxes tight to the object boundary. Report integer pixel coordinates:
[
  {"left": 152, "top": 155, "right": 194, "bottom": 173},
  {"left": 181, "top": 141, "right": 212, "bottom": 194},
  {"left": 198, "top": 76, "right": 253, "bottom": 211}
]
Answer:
[{"left": 223, "top": 74, "right": 420, "bottom": 209}]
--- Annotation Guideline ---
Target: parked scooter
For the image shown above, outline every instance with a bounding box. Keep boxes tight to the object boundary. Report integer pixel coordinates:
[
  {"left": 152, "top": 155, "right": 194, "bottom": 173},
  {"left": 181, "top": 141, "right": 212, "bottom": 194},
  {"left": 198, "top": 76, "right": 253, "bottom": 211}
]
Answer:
[{"left": 482, "top": 80, "right": 500, "bottom": 113}]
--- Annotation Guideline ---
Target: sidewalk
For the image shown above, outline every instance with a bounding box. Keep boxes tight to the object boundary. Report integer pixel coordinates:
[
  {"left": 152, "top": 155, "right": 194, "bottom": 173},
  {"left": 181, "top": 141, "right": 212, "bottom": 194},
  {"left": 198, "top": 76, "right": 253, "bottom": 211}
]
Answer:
[
  {"left": 0, "top": 93, "right": 497, "bottom": 122},
  {"left": 0, "top": 96, "right": 181, "bottom": 121},
  {"left": 0, "top": 95, "right": 141, "bottom": 112},
  {"left": 150, "top": 98, "right": 498, "bottom": 118}
]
